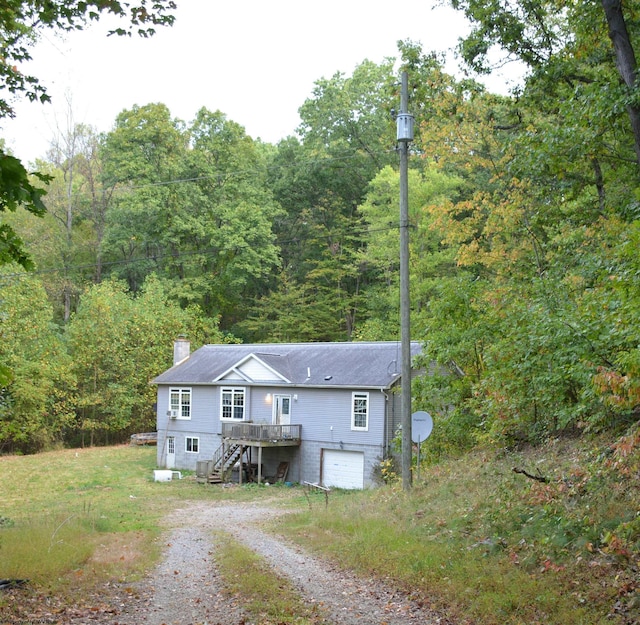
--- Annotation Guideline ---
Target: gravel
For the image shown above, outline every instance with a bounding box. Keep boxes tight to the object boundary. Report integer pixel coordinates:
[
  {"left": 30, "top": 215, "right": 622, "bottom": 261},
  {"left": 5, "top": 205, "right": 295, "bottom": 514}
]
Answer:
[{"left": 70, "top": 499, "right": 451, "bottom": 625}]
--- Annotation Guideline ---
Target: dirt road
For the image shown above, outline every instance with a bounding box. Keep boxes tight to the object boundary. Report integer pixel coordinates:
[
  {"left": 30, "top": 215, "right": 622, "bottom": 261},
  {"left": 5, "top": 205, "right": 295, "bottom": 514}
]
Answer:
[{"left": 69, "top": 500, "right": 449, "bottom": 625}]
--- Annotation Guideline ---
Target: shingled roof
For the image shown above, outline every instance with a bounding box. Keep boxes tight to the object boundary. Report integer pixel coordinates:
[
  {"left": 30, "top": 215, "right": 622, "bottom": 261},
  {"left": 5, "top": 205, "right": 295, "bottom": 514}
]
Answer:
[{"left": 152, "top": 341, "right": 422, "bottom": 389}]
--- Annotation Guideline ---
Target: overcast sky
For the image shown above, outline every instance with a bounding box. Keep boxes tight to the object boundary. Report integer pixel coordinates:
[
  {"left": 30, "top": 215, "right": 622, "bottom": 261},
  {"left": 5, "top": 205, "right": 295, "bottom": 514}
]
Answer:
[{"left": 1, "top": 1, "right": 518, "bottom": 165}]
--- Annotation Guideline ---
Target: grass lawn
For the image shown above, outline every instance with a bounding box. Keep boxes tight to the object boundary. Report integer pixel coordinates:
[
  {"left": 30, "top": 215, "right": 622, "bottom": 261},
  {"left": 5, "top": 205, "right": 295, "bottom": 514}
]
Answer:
[
  {"left": 0, "top": 445, "right": 268, "bottom": 584},
  {"left": 1, "top": 434, "right": 638, "bottom": 625}
]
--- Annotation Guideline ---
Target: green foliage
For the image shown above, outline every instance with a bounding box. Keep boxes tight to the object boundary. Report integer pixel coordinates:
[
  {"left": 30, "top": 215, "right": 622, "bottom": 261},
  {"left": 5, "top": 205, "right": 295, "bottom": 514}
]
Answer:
[
  {"left": 281, "top": 434, "right": 640, "bottom": 624},
  {"left": 0, "top": 1, "right": 176, "bottom": 119},
  {"left": 254, "top": 59, "right": 400, "bottom": 342},
  {"left": 389, "top": 30, "right": 640, "bottom": 446},
  {"left": 450, "top": 0, "right": 569, "bottom": 73},
  {"left": 357, "top": 164, "right": 462, "bottom": 339},
  {"left": 0, "top": 151, "right": 51, "bottom": 269},
  {"left": 3, "top": 23, "right": 640, "bottom": 453},
  {"left": 100, "top": 104, "right": 282, "bottom": 323},
  {"left": 64, "top": 275, "right": 227, "bottom": 445},
  {"left": 0, "top": 266, "right": 75, "bottom": 453},
  {"left": 0, "top": 1, "right": 176, "bottom": 270},
  {"left": 0, "top": 152, "right": 48, "bottom": 214}
]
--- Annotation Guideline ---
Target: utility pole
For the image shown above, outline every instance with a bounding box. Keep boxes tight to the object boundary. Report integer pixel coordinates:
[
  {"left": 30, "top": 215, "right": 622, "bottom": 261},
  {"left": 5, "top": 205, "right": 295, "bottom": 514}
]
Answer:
[{"left": 397, "top": 71, "right": 414, "bottom": 492}]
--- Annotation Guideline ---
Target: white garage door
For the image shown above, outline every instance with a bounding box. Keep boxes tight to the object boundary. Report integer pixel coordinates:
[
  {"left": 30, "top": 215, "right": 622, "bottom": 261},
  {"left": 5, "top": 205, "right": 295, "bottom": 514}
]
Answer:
[{"left": 322, "top": 449, "right": 364, "bottom": 489}]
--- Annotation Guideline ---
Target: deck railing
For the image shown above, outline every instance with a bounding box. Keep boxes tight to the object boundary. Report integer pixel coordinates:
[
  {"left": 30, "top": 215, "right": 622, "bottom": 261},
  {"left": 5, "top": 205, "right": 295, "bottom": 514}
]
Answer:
[{"left": 221, "top": 422, "right": 301, "bottom": 442}]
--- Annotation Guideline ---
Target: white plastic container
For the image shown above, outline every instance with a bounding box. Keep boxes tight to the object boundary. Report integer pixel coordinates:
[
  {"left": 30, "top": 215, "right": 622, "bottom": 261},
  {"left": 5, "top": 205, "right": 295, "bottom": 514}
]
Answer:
[{"left": 153, "top": 469, "right": 173, "bottom": 482}]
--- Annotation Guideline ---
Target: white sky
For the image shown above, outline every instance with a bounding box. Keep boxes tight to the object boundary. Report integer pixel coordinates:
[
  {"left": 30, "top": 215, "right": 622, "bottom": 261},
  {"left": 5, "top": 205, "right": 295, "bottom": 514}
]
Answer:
[{"left": 1, "top": 0, "right": 520, "bottom": 165}]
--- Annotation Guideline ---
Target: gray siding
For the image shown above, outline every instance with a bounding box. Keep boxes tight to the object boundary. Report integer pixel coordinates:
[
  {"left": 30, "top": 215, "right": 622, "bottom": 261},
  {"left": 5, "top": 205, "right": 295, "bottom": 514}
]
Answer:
[
  {"left": 157, "top": 428, "right": 219, "bottom": 470},
  {"left": 157, "top": 383, "right": 398, "bottom": 485},
  {"left": 289, "top": 387, "right": 384, "bottom": 444}
]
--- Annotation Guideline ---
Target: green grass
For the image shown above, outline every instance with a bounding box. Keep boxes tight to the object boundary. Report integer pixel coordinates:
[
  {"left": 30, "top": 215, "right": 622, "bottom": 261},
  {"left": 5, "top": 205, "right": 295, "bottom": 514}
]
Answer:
[
  {"left": 277, "top": 435, "right": 640, "bottom": 625},
  {"left": 1, "top": 434, "right": 639, "bottom": 625},
  {"left": 0, "top": 515, "right": 96, "bottom": 581},
  {"left": 0, "top": 445, "right": 282, "bottom": 585},
  {"left": 214, "top": 531, "right": 328, "bottom": 624}
]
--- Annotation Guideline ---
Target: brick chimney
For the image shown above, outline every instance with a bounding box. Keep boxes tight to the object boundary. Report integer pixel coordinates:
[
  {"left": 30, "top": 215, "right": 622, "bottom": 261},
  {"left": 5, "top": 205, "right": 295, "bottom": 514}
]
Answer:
[{"left": 173, "top": 336, "right": 190, "bottom": 366}]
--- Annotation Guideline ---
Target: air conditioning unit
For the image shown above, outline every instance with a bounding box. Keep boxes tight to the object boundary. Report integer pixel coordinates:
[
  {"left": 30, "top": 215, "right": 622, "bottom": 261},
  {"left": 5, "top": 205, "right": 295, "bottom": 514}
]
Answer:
[{"left": 167, "top": 410, "right": 179, "bottom": 419}]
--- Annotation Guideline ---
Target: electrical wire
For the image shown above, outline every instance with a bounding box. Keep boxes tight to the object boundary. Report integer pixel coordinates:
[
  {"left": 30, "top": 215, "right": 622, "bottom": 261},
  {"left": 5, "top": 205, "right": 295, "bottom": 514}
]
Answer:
[
  {"left": 0, "top": 222, "right": 402, "bottom": 282},
  {"left": 41, "top": 145, "right": 399, "bottom": 203},
  {"left": 1, "top": 145, "right": 404, "bottom": 282}
]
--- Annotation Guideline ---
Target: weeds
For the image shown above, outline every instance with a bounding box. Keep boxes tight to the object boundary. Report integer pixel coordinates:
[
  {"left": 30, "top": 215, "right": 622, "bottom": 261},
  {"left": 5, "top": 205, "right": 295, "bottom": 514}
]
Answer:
[
  {"left": 0, "top": 514, "right": 96, "bottom": 581},
  {"left": 1, "top": 434, "right": 639, "bottom": 625},
  {"left": 214, "top": 531, "right": 327, "bottom": 624},
  {"left": 279, "top": 433, "right": 640, "bottom": 625}
]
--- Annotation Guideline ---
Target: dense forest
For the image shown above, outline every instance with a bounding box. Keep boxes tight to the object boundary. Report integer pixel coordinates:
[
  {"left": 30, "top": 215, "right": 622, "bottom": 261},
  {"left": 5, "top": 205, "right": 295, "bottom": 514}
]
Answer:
[{"left": 1, "top": 1, "right": 639, "bottom": 455}]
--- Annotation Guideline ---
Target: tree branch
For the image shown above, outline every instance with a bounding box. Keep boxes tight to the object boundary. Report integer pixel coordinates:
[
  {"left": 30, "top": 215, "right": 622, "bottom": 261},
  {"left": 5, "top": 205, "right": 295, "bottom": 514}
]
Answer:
[{"left": 512, "top": 467, "right": 550, "bottom": 483}]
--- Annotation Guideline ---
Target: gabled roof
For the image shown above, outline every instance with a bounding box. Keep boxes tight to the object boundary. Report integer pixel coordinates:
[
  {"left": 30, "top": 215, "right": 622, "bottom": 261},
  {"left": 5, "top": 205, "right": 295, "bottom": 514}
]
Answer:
[
  {"left": 152, "top": 341, "right": 422, "bottom": 389},
  {"left": 214, "top": 353, "right": 292, "bottom": 384}
]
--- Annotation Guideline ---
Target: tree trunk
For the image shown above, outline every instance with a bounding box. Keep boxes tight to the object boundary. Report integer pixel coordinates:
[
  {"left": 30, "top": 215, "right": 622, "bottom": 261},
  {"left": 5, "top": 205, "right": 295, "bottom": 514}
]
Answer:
[{"left": 602, "top": 0, "right": 640, "bottom": 169}]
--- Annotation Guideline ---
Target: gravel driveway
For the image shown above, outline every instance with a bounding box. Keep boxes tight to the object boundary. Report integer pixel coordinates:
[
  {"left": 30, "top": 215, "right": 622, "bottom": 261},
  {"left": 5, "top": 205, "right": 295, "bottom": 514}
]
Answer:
[{"left": 93, "top": 499, "right": 449, "bottom": 625}]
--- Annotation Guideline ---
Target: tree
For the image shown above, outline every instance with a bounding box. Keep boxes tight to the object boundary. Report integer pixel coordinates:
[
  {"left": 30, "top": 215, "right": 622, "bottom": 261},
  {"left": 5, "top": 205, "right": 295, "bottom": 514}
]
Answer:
[
  {"left": 100, "top": 104, "right": 282, "bottom": 326},
  {"left": 0, "top": 151, "right": 50, "bottom": 269},
  {"left": 187, "top": 108, "right": 282, "bottom": 322},
  {"left": 601, "top": 0, "right": 640, "bottom": 164},
  {"left": 65, "top": 275, "right": 226, "bottom": 446},
  {"left": 0, "top": 266, "right": 75, "bottom": 452},
  {"left": 388, "top": 38, "right": 640, "bottom": 447},
  {"left": 47, "top": 117, "right": 111, "bottom": 319},
  {"left": 0, "top": 0, "right": 176, "bottom": 269},
  {"left": 257, "top": 59, "right": 400, "bottom": 342},
  {"left": 449, "top": 0, "right": 640, "bottom": 173},
  {"left": 357, "top": 164, "right": 462, "bottom": 339},
  {"left": 0, "top": 1, "right": 176, "bottom": 120},
  {"left": 4, "top": 123, "right": 112, "bottom": 322},
  {"left": 100, "top": 102, "right": 190, "bottom": 292}
]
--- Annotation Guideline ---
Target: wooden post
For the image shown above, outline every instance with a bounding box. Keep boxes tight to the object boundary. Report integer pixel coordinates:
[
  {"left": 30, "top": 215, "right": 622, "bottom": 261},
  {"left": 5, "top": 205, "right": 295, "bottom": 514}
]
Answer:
[{"left": 399, "top": 71, "right": 413, "bottom": 491}]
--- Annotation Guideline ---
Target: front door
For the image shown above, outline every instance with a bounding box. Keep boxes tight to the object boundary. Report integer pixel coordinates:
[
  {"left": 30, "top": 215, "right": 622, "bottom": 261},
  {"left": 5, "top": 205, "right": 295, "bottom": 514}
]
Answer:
[
  {"left": 273, "top": 395, "right": 291, "bottom": 425},
  {"left": 166, "top": 436, "right": 176, "bottom": 469}
]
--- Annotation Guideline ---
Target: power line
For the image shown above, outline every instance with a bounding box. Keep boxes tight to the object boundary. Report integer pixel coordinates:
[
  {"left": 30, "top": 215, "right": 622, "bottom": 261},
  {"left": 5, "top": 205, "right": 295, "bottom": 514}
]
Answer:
[
  {"left": 0, "top": 223, "right": 402, "bottom": 282},
  {"left": 2, "top": 144, "right": 403, "bottom": 282},
  {"left": 40, "top": 146, "right": 398, "bottom": 204}
]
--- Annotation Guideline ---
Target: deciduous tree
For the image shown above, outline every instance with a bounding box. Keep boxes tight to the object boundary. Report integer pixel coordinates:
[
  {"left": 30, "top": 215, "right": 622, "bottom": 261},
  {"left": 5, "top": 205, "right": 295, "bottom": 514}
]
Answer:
[
  {"left": 0, "top": 266, "right": 75, "bottom": 452},
  {"left": 0, "top": 1, "right": 176, "bottom": 269},
  {"left": 65, "top": 275, "right": 226, "bottom": 445}
]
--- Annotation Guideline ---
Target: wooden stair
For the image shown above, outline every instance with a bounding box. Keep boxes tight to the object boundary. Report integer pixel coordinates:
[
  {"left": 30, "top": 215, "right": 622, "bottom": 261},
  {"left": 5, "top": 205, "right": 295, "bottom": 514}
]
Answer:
[{"left": 206, "top": 442, "right": 242, "bottom": 483}]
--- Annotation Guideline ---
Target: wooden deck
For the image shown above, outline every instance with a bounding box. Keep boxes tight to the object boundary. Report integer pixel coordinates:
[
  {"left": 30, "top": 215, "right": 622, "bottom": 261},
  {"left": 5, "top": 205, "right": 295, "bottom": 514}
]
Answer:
[
  {"left": 221, "top": 423, "right": 301, "bottom": 447},
  {"left": 218, "top": 423, "right": 300, "bottom": 485}
]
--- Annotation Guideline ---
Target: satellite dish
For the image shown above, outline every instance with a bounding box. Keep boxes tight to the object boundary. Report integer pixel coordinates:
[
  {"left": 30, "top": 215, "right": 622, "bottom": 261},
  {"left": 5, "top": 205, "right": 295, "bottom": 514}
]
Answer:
[{"left": 411, "top": 411, "right": 433, "bottom": 443}]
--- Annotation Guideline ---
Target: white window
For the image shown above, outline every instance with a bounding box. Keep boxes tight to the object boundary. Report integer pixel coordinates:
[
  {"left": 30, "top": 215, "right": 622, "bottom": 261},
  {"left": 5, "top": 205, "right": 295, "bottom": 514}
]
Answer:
[
  {"left": 221, "top": 387, "right": 246, "bottom": 420},
  {"left": 351, "top": 392, "right": 369, "bottom": 431},
  {"left": 185, "top": 437, "right": 199, "bottom": 453},
  {"left": 169, "top": 388, "right": 191, "bottom": 419}
]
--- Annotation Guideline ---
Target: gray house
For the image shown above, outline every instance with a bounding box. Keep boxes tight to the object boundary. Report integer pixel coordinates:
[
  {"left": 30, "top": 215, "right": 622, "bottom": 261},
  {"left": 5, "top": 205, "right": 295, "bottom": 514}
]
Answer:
[{"left": 152, "top": 339, "right": 422, "bottom": 489}]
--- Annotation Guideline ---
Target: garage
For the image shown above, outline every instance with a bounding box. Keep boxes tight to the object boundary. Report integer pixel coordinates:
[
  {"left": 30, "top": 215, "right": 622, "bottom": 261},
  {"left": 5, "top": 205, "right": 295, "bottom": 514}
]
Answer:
[{"left": 322, "top": 449, "right": 365, "bottom": 489}]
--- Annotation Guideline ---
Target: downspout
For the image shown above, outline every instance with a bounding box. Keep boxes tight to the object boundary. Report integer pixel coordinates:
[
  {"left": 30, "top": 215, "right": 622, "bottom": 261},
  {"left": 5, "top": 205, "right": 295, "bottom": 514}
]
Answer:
[{"left": 380, "top": 388, "right": 389, "bottom": 453}]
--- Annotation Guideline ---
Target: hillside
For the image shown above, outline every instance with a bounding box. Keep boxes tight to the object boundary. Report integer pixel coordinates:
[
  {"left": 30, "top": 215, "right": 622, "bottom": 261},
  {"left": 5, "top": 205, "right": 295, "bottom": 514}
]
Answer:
[
  {"left": 279, "top": 429, "right": 640, "bottom": 625},
  {"left": 0, "top": 430, "right": 638, "bottom": 624}
]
